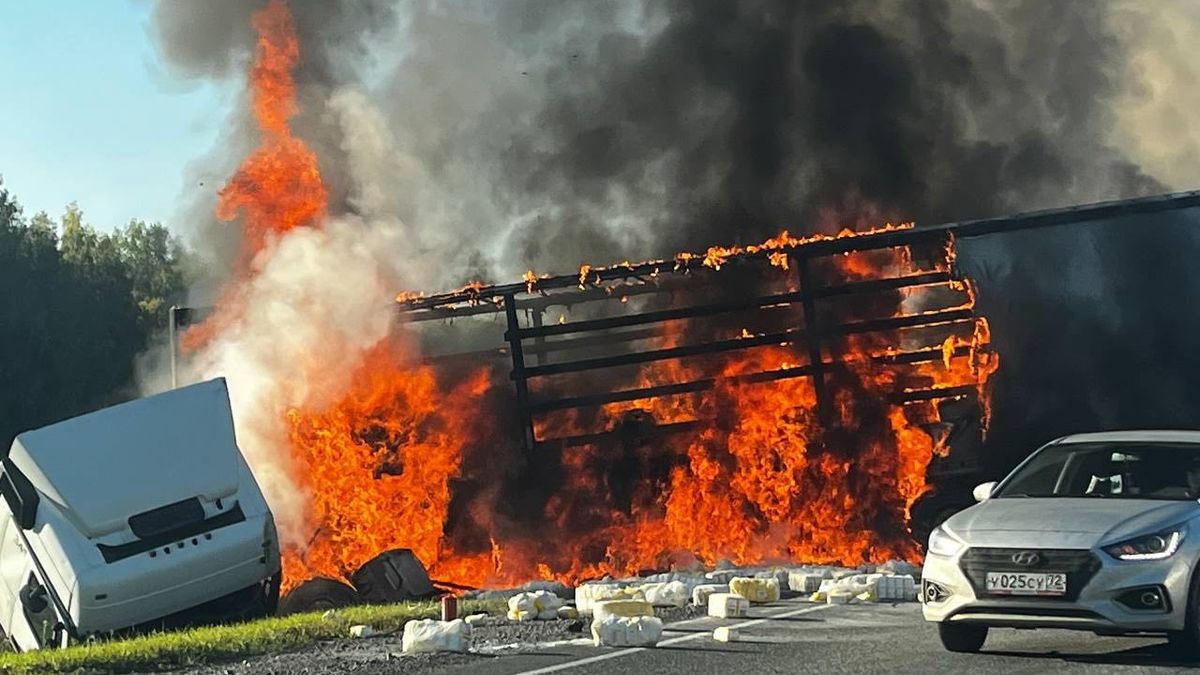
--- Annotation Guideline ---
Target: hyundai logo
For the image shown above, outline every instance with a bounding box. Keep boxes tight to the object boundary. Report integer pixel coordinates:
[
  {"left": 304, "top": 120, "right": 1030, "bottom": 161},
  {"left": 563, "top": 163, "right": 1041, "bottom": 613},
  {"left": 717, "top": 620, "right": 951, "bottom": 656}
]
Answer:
[{"left": 1012, "top": 551, "right": 1042, "bottom": 566}]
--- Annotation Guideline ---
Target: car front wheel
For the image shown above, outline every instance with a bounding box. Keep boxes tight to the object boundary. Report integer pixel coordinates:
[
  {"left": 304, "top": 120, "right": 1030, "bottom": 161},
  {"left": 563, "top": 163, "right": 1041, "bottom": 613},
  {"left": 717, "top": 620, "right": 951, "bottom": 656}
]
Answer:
[
  {"left": 938, "top": 623, "right": 988, "bottom": 653},
  {"left": 1168, "top": 569, "right": 1200, "bottom": 661}
]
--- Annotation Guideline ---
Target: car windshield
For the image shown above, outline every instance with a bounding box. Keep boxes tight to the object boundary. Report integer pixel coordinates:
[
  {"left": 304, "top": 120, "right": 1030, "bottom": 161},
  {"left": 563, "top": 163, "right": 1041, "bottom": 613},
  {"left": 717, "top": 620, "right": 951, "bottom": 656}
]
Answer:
[{"left": 995, "top": 442, "right": 1200, "bottom": 500}]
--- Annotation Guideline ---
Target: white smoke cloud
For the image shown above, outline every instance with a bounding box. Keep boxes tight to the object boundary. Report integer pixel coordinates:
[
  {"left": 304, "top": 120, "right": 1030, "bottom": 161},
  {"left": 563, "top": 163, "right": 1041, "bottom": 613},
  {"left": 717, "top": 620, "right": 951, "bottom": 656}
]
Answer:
[{"left": 181, "top": 88, "right": 421, "bottom": 547}]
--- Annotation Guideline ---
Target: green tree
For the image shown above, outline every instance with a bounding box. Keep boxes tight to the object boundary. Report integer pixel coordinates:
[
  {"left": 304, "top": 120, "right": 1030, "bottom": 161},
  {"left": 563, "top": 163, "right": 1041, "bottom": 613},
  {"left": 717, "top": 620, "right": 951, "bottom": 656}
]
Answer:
[
  {"left": 116, "top": 219, "right": 187, "bottom": 332},
  {"left": 0, "top": 180, "right": 191, "bottom": 450}
]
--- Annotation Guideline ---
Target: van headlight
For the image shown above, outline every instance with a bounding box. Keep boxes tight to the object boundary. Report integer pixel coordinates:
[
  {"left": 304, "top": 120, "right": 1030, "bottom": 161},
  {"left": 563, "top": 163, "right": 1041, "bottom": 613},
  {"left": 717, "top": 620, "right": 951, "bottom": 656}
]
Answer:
[
  {"left": 1103, "top": 526, "right": 1186, "bottom": 561},
  {"left": 928, "top": 525, "right": 965, "bottom": 557}
]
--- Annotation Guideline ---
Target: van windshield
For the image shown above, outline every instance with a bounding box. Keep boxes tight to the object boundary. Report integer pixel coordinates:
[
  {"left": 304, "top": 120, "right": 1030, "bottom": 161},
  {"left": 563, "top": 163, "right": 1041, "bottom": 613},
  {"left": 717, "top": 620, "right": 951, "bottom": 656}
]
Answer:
[{"left": 995, "top": 443, "right": 1200, "bottom": 500}]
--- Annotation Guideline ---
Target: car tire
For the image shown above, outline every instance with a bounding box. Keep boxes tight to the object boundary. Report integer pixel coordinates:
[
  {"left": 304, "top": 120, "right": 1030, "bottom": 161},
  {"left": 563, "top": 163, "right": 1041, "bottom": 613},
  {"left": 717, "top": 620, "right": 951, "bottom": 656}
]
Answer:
[
  {"left": 938, "top": 623, "right": 988, "bottom": 653},
  {"left": 1168, "top": 570, "right": 1200, "bottom": 661}
]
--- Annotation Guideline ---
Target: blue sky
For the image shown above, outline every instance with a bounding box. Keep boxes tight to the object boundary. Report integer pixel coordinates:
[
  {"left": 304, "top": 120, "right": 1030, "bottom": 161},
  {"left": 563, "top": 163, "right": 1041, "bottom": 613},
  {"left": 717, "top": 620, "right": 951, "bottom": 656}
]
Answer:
[{"left": 0, "top": 1, "right": 231, "bottom": 231}]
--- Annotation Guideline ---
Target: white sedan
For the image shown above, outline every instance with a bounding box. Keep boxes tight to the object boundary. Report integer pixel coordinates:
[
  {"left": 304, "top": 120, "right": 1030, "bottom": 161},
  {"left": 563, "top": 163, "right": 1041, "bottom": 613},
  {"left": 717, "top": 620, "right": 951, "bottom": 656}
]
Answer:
[{"left": 922, "top": 430, "right": 1200, "bottom": 658}]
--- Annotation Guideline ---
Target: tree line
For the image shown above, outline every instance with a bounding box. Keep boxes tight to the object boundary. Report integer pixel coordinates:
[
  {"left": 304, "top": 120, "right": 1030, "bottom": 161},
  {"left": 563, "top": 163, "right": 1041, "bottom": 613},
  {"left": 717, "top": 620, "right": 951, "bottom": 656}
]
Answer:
[{"left": 0, "top": 178, "right": 190, "bottom": 450}]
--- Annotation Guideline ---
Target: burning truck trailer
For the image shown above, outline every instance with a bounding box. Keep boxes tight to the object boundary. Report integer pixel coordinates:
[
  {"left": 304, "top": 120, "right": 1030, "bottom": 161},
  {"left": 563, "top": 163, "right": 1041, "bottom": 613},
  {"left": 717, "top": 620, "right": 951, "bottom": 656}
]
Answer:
[
  {"left": 387, "top": 190, "right": 1200, "bottom": 556},
  {"left": 171, "top": 189, "right": 1200, "bottom": 614}
]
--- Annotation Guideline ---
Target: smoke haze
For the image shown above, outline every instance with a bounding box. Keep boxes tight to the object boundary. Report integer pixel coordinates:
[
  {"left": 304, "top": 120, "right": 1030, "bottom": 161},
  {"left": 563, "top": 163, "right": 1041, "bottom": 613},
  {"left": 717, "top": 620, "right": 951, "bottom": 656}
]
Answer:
[{"left": 148, "top": 0, "right": 1200, "bottom": 542}]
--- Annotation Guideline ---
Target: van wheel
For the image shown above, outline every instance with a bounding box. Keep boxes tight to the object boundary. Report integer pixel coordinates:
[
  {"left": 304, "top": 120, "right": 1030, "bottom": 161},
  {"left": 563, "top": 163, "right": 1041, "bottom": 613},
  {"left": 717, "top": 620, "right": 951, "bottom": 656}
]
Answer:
[
  {"left": 938, "top": 623, "right": 987, "bottom": 652},
  {"left": 277, "top": 577, "right": 361, "bottom": 616}
]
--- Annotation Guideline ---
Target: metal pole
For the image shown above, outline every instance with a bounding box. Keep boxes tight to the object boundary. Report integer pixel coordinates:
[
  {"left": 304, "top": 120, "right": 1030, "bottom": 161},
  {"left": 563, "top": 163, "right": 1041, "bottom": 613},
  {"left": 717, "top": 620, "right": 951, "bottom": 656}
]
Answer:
[
  {"left": 168, "top": 305, "right": 179, "bottom": 389},
  {"left": 795, "top": 255, "right": 832, "bottom": 428},
  {"left": 503, "top": 295, "right": 536, "bottom": 451}
]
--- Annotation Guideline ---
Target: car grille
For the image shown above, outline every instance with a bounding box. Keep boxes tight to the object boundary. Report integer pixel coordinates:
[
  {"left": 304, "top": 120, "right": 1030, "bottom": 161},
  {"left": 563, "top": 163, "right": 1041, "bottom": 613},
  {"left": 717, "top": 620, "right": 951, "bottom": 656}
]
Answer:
[{"left": 959, "top": 548, "right": 1101, "bottom": 601}]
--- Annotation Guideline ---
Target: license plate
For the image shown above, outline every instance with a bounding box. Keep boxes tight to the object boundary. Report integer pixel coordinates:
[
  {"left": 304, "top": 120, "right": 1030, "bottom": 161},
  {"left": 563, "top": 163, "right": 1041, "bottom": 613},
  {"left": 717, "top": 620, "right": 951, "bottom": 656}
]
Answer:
[{"left": 985, "top": 572, "right": 1066, "bottom": 596}]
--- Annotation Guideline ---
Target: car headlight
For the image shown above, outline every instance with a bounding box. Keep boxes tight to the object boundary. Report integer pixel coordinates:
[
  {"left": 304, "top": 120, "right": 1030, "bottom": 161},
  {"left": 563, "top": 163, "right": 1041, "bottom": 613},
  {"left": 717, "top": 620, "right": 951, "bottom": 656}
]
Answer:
[
  {"left": 1103, "top": 526, "right": 1187, "bottom": 561},
  {"left": 928, "top": 525, "right": 965, "bottom": 557}
]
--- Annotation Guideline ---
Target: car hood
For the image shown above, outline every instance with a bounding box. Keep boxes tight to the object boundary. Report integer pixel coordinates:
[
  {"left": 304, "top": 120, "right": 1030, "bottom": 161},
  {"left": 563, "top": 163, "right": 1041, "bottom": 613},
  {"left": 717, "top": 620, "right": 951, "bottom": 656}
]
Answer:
[{"left": 943, "top": 498, "right": 1199, "bottom": 547}]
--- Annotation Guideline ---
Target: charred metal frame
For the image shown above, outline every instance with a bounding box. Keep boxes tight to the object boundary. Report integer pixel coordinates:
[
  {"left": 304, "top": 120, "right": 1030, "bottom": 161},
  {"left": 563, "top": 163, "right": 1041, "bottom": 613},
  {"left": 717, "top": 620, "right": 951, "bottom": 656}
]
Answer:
[
  {"left": 395, "top": 190, "right": 1200, "bottom": 452},
  {"left": 170, "top": 190, "right": 1200, "bottom": 450}
]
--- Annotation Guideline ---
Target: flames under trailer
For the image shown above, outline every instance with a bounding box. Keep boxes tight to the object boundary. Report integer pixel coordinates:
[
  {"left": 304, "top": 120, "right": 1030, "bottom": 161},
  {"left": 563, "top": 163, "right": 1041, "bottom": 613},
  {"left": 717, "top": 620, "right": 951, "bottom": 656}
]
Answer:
[
  {"left": 168, "top": 189, "right": 1200, "bottom": 549},
  {"left": 0, "top": 378, "right": 281, "bottom": 651}
]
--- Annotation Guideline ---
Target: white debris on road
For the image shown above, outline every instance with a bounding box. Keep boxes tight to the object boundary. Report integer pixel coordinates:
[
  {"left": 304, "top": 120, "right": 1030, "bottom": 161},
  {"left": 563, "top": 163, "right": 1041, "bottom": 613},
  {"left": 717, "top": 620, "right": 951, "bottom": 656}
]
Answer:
[
  {"left": 576, "top": 582, "right": 645, "bottom": 615},
  {"left": 591, "top": 615, "right": 664, "bottom": 647},
  {"left": 712, "top": 626, "right": 740, "bottom": 642},
  {"left": 401, "top": 618, "right": 471, "bottom": 653},
  {"left": 349, "top": 624, "right": 380, "bottom": 638},
  {"left": 639, "top": 580, "right": 690, "bottom": 607},
  {"left": 810, "top": 573, "right": 918, "bottom": 603},
  {"left": 691, "top": 583, "right": 729, "bottom": 607},
  {"left": 592, "top": 599, "right": 654, "bottom": 624},
  {"left": 707, "top": 592, "right": 750, "bottom": 618},
  {"left": 788, "top": 567, "right": 834, "bottom": 594},
  {"left": 508, "top": 590, "right": 565, "bottom": 621},
  {"left": 729, "top": 576, "right": 781, "bottom": 603},
  {"left": 556, "top": 605, "right": 580, "bottom": 620}
]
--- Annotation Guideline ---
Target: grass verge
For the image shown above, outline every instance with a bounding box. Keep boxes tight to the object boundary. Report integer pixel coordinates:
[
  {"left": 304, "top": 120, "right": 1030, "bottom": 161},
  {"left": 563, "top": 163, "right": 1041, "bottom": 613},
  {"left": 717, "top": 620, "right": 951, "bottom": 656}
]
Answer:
[{"left": 0, "top": 599, "right": 499, "bottom": 675}]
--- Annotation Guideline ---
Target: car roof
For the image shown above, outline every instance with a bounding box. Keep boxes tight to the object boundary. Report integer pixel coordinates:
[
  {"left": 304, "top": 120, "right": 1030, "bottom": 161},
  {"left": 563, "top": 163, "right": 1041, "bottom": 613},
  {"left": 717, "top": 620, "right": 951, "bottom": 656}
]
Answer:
[{"left": 1056, "top": 430, "right": 1200, "bottom": 445}]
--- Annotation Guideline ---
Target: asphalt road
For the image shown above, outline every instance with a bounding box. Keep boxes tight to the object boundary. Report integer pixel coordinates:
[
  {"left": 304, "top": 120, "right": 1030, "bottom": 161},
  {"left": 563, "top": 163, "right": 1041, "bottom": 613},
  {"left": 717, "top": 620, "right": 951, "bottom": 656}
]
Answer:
[{"left": 440, "top": 599, "right": 1196, "bottom": 675}]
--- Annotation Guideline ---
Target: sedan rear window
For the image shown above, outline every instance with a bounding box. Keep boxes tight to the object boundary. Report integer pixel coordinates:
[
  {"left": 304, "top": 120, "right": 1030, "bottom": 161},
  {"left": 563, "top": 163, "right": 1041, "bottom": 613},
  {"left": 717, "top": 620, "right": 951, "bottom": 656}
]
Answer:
[{"left": 996, "top": 443, "right": 1200, "bottom": 500}]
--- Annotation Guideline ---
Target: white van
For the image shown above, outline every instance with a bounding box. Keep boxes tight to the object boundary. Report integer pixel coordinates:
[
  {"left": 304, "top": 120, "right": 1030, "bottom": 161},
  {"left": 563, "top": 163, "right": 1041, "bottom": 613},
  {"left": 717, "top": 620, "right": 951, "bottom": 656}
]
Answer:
[{"left": 0, "top": 378, "right": 281, "bottom": 650}]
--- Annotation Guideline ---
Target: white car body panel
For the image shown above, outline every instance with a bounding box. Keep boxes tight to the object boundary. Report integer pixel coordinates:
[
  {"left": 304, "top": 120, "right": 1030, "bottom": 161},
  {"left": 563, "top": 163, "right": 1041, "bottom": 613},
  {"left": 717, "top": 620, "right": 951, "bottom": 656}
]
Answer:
[
  {"left": 0, "top": 379, "right": 281, "bottom": 650},
  {"left": 923, "top": 431, "right": 1200, "bottom": 636}
]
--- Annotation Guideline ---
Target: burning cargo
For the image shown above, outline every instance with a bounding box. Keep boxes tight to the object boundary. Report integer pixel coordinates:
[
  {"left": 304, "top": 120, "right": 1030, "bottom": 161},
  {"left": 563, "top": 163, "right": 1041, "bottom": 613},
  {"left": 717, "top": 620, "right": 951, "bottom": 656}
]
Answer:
[{"left": 173, "top": 189, "right": 1200, "bottom": 603}]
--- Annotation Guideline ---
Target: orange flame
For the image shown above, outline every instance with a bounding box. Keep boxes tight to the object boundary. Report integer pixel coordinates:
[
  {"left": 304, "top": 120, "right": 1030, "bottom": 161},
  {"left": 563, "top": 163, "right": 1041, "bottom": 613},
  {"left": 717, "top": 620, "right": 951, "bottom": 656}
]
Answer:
[
  {"left": 282, "top": 342, "right": 492, "bottom": 585},
  {"left": 181, "top": 0, "right": 327, "bottom": 355},
  {"left": 199, "top": 1, "right": 1000, "bottom": 595},
  {"left": 216, "top": 0, "right": 327, "bottom": 261},
  {"left": 280, "top": 231, "right": 998, "bottom": 591}
]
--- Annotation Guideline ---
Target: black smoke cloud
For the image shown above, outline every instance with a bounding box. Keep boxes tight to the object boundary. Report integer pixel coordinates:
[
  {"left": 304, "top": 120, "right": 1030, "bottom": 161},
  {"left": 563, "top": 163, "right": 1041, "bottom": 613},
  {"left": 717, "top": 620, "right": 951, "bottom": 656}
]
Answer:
[
  {"left": 440, "top": 0, "right": 1167, "bottom": 271},
  {"left": 155, "top": 0, "right": 1177, "bottom": 283},
  {"left": 151, "top": 0, "right": 1199, "bottom": 477}
]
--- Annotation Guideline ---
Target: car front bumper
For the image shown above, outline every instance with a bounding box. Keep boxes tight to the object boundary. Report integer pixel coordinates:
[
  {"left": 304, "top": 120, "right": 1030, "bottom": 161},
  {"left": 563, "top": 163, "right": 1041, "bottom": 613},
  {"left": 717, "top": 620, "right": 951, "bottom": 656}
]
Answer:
[{"left": 921, "top": 547, "right": 1196, "bottom": 634}]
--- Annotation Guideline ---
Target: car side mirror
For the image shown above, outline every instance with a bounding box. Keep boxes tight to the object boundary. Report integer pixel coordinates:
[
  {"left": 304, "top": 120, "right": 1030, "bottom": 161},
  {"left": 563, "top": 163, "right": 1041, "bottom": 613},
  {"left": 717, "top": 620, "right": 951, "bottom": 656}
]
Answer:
[{"left": 973, "top": 481, "right": 998, "bottom": 502}]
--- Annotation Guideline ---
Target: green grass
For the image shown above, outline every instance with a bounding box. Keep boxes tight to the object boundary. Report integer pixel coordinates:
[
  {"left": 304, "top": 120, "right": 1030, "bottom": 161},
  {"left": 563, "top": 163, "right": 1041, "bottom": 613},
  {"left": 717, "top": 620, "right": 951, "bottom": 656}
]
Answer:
[{"left": 0, "top": 599, "right": 500, "bottom": 675}]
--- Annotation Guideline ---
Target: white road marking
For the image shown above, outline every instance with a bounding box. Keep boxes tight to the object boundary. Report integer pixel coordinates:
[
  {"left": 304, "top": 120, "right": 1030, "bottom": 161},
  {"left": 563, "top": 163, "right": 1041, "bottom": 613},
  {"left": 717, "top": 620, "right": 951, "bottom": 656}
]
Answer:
[{"left": 513, "top": 601, "right": 836, "bottom": 675}]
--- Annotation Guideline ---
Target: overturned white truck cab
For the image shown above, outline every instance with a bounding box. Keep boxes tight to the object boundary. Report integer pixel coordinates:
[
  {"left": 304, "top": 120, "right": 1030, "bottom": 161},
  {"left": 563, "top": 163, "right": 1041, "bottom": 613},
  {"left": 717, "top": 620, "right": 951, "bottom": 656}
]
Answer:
[{"left": 0, "top": 378, "right": 281, "bottom": 650}]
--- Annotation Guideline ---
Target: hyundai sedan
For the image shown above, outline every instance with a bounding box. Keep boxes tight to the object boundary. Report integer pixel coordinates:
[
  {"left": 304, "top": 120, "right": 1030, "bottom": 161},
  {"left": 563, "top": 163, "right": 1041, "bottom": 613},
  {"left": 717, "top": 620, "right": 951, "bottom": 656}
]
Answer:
[{"left": 922, "top": 430, "right": 1200, "bottom": 657}]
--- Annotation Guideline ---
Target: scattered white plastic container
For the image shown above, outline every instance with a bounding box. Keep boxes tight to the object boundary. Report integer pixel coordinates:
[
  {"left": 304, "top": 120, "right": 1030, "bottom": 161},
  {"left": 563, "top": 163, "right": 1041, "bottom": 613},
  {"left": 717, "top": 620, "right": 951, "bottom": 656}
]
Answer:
[
  {"left": 729, "top": 577, "right": 780, "bottom": 603},
  {"left": 756, "top": 568, "right": 789, "bottom": 589},
  {"left": 640, "top": 580, "right": 689, "bottom": 608},
  {"left": 691, "top": 583, "right": 729, "bottom": 607},
  {"left": 557, "top": 605, "right": 580, "bottom": 620},
  {"left": 873, "top": 575, "right": 917, "bottom": 601},
  {"left": 576, "top": 583, "right": 644, "bottom": 615},
  {"left": 401, "top": 618, "right": 470, "bottom": 653},
  {"left": 825, "top": 588, "right": 854, "bottom": 605},
  {"left": 592, "top": 615, "right": 664, "bottom": 647},
  {"left": 592, "top": 599, "right": 654, "bottom": 624},
  {"left": 507, "top": 590, "right": 564, "bottom": 621},
  {"left": 810, "top": 573, "right": 918, "bottom": 603},
  {"left": 788, "top": 572, "right": 827, "bottom": 594},
  {"left": 712, "top": 626, "right": 739, "bottom": 643},
  {"left": 707, "top": 592, "right": 750, "bottom": 618},
  {"left": 705, "top": 570, "right": 739, "bottom": 585}
]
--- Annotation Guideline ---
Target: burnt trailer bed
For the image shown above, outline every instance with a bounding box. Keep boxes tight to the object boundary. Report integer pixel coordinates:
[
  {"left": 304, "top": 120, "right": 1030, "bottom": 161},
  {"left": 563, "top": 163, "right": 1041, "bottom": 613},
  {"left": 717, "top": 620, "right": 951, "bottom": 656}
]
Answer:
[{"left": 172, "top": 190, "right": 1200, "bottom": 540}]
